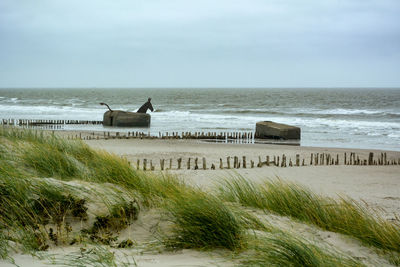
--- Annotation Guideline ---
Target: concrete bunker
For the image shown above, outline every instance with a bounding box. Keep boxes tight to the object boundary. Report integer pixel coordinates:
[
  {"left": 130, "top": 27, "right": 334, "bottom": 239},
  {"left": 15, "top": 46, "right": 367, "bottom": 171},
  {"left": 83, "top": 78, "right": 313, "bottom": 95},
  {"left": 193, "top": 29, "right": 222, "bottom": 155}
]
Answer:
[{"left": 255, "top": 121, "right": 300, "bottom": 140}]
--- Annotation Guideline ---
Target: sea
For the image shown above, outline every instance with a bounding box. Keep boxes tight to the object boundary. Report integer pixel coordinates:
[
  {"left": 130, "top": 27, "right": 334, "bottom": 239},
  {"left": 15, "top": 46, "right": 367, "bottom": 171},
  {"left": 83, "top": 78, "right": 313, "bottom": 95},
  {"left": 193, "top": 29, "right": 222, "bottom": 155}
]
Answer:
[{"left": 1, "top": 88, "right": 399, "bottom": 151}]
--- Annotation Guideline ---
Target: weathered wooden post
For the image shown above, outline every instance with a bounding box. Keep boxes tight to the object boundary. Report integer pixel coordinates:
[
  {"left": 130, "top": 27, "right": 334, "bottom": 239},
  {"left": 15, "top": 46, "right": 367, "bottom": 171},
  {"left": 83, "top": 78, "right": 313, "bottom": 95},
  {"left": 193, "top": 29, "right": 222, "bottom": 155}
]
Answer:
[
  {"left": 177, "top": 158, "right": 182, "bottom": 169},
  {"left": 310, "top": 153, "right": 314, "bottom": 165},
  {"left": 143, "top": 159, "right": 147, "bottom": 171},
  {"left": 211, "top": 164, "right": 215, "bottom": 170},
  {"left": 160, "top": 159, "right": 165, "bottom": 170},
  {"left": 368, "top": 152, "right": 374, "bottom": 165},
  {"left": 242, "top": 156, "right": 246, "bottom": 168},
  {"left": 266, "top": 156, "right": 270, "bottom": 166},
  {"left": 281, "top": 154, "right": 286, "bottom": 167},
  {"left": 227, "top": 156, "right": 231, "bottom": 169},
  {"left": 219, "top": 158, "right": 223, "bottom": 169},
  {"left": 202, "top": 157, "right": 207, "bottom": 170},
  {"left": 137, "top": 159, "right": 140, "bottom": 170},
  {"left": 258, "top": 156, "right": 262, "bottom": 167},
  {"left": 296, "top": 154, "right": 300, "bottom": 167},
  {"left": 194, "top": 158, "right": 199, "bottom": 170},
  {"left": 150, "top": 160, "right": 154, "bottom": 171},
  {"left": 169, "top": 158, "right": 172, "bottom": 170},
  {"left": 187, "top": 158, "right": 191, "bottom": 169}
]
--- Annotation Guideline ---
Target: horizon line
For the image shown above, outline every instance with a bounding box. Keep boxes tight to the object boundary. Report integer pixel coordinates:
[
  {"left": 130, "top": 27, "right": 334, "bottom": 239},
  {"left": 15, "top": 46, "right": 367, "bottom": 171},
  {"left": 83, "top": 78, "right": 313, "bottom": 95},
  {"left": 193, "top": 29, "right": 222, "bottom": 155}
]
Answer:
[{"left": 1, "top": 86, "right": 400, "bottom": 90}]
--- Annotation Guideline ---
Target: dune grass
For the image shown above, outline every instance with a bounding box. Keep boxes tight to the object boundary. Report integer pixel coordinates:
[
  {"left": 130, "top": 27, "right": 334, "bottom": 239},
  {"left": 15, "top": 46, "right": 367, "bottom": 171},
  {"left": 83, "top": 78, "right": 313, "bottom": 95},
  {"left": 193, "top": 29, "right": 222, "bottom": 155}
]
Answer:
[
  {"left": 242, "top": 232, "right": 364, "bottom": 267},
  {"left": 164, "top": 189, "right": 267, "bottom": 250},
  {"left": 0, "top": 127, "right": 187, "bottom": 206},
  {"left": 0, "top": 127, "right": 393, "bottom": 266},
  {"left": 218, "top": 176, "right": 400, "bottom": 253}
]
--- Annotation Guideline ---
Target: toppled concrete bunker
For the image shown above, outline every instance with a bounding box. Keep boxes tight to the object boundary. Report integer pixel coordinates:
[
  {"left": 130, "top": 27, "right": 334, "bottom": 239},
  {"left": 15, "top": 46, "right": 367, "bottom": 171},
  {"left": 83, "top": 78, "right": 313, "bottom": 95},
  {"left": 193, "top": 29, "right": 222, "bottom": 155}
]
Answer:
[
  {"left": 103, "top": 110, "right": 151, "bottom": 127},
  {"left": 255, "top": 121, "right": 300, "bottom": 140}
]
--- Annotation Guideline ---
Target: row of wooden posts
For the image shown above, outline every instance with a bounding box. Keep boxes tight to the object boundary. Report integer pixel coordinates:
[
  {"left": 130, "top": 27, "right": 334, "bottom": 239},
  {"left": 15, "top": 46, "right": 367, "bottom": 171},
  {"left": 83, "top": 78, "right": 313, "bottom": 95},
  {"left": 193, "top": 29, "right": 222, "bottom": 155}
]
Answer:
[
  {"left": 132, "top": 152, "right": 399, "bottom": 171},
  {"left": 1, "top": 118, "right": 103, "bottom": 126},
  {"left": 67, "top": 131, "right": 255, "bottom": 141},
  {"left": 2, "top": 119, "right": 255, "bottom": 141}
]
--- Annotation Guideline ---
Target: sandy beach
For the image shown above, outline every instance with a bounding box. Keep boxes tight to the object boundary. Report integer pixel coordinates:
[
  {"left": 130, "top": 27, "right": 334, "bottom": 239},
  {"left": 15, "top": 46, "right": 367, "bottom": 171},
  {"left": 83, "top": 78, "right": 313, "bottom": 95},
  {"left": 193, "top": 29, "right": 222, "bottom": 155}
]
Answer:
[
  {"left": 2, "top": 129, "right": 400, "bottom": 267},
  {"left": 86, "top": 138, "right": 400, "bottom": 216}
]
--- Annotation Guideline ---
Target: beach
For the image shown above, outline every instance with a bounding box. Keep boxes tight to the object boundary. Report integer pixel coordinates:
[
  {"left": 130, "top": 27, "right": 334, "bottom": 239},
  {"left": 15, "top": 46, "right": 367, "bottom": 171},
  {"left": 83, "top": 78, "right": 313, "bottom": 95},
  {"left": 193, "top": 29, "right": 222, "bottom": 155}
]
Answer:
[
  {"left": 1, "top": 128, "right": 400, "bottom": 266},
  {"left": 1, "top": 87, "right": 400, "bottom": 266},
  {"left": 86, "top": 137, "right": 400, "bottom": 216}
]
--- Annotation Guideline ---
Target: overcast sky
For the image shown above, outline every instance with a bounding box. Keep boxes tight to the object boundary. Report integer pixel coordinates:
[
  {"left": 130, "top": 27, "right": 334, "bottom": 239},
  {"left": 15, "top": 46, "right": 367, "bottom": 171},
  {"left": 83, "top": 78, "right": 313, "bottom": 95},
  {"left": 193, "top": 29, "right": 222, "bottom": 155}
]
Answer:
[{"left": 0, "top": 0, "right": 399, "bottom": 88}]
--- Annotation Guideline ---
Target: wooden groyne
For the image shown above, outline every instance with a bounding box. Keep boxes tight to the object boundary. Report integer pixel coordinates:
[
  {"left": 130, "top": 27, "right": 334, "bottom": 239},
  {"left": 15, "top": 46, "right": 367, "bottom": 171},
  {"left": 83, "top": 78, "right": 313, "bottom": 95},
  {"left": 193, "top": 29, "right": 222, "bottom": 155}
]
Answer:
[
  {"left": 1, "top": 118, "right": 255, "bottom": 142},
  {"left": 1, "top": 118, "right": 103, "bottom": 126},
  {"left": 66, "top": 130, "right": 255, "bottom": 143},
  {"left": 130, "top": 152, "right": 400, "bottom": 171}
]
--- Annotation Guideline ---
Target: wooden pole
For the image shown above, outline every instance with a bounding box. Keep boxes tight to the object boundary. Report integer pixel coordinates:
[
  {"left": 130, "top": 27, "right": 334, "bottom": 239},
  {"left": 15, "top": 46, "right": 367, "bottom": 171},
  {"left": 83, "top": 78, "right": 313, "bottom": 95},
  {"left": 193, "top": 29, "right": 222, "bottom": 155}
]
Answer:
[
  {"left": 150, "top": 160, "right": 154, "bottom": 171},
  {"left": 243, "top": 156, "right": 246, "bottom": 168},
  {"left": 194, "top": 158, "right": 199, "bottom": 170},
  {"left": 219, "top": 158, "right": 223, "bottom": 169},
  {"left": 368, "top": 152, "right": 373, "bottom": 165},
  {"left": 143, "top": 159, "right": 147, "bottom": 171},
  {"left": 202, "top": 157, "right": 207, "bottom": 170},
  {"left": 177, "top": 158, "right": 182, "bottom": 169},
  {"left": 227, "top": 156, "right": 231, "bottom": 169},
  {"left": 187, "top": 158, "right": 191, "bottom": 170},
  {"left": 160, "top": 159, "right": 165, "bottom": 170}
]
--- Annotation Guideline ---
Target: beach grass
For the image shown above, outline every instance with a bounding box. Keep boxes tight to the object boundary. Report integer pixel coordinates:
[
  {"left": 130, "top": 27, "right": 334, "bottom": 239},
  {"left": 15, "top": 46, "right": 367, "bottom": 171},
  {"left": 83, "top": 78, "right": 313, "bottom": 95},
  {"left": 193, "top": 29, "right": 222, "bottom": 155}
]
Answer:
[
  {"left": 218, "top": 176, "right": 400, "bottom": 253},
  {"left": 0, "top": 127, "right": 395, "bottom": 266},
  {"left": 242, "top": 232, "right": 364, "bottom": 267},
  {"left": 0, "top": 127, "right": 187, "bottom": 205},
  {"left": 164, "top": 190, "right": 247, "bottom": 250}
]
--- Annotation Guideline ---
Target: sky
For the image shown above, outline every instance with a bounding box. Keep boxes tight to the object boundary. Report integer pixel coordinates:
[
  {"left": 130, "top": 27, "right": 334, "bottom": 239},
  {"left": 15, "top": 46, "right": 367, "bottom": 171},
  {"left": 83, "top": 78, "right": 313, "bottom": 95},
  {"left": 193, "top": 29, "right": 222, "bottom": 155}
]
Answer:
[{"left": 0, "top": 0, "right": 399, "bottom": 88}]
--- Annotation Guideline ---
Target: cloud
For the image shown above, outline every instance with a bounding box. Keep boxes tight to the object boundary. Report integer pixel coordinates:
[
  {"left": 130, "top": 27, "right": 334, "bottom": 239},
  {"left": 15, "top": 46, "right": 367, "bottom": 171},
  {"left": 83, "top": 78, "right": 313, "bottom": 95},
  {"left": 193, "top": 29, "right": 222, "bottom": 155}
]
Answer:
[{"left": 0, "top": 0, "right": 399, "bottom": 87}]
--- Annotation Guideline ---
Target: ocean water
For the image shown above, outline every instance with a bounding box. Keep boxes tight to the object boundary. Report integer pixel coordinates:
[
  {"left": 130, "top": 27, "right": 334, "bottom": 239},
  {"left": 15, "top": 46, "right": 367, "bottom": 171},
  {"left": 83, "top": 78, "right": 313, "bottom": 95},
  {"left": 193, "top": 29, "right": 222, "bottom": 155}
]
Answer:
[{"left": 1, "top": 88, "right": 399, "bottom": 151}]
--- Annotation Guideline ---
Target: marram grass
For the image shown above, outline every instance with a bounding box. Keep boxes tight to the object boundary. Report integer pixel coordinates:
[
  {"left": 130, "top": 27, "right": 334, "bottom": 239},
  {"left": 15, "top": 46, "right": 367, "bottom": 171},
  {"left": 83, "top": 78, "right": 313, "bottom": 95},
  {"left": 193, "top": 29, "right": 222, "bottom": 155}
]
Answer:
[
  {"left": 0, "top": 127, "right": 393, "bottom": 266},
  {"left": 164, "top": 190, "right": 245, "bottom": 250},
  {"left": 164, "top": 188, "right": 269, "bottom": 251},
  {"left": 242, "top": 232, "right": 364, "bottom": 267},
  {"left": 219, "top": 176, "right": 400, "bottom": 253},
  {"left": 0, "top": 127, "right": 188, "bottom": 205}
]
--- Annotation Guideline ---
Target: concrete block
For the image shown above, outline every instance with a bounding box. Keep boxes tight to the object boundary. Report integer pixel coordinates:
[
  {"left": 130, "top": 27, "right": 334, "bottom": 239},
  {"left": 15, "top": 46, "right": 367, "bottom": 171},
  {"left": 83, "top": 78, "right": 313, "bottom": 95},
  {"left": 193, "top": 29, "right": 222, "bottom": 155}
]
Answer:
[
  {"left": 255, "top": 121, "right": 300, "bottom": 140},
  {"left": 103, "top": 110, "right": 151, "bottom": 127}
]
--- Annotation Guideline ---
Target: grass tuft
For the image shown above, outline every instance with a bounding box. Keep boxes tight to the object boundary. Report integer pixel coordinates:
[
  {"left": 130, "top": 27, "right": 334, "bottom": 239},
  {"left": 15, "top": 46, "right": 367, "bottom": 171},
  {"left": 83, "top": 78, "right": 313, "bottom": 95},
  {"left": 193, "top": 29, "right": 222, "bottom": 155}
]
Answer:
[
  {"left": 219, "top": 176, "right": 400, "bottom": 253},
  {"left": 165, "top": 190, "right": 246, "bottom": 250},
  {"left": 242, "top": 232, "right": 364, "bottom": 267}
]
